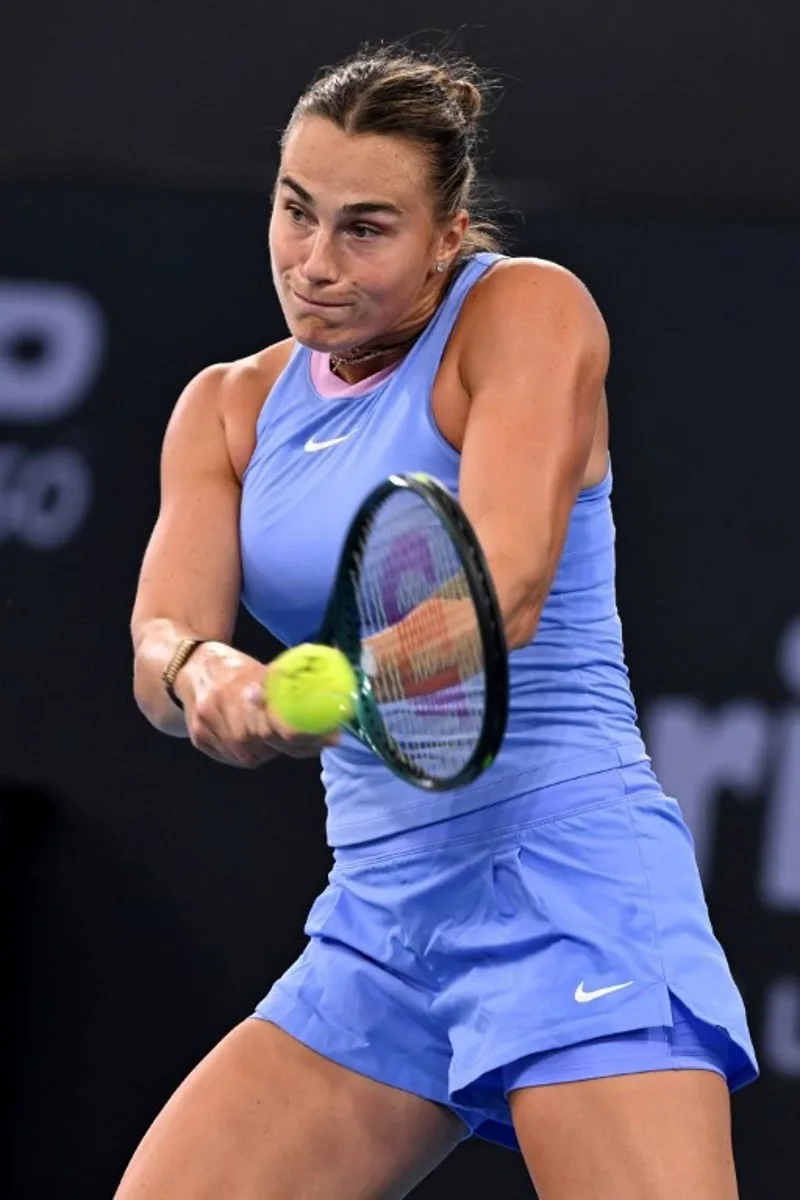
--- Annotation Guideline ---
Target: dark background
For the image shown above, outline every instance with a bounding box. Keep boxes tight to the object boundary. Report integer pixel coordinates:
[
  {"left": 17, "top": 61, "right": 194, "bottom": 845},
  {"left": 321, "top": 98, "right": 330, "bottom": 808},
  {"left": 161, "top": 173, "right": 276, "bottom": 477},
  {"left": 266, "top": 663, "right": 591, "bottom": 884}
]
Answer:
[{"left": 3, "top": 6, "right": 800, "bottom": 1197}]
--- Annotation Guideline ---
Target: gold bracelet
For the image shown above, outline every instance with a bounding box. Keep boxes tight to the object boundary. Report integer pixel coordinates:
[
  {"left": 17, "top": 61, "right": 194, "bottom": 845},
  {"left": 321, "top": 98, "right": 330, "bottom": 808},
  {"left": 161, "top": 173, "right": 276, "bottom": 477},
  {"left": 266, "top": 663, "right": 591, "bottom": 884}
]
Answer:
[{"left": 162, "top": 638, "right": 207, "bottom": 710}]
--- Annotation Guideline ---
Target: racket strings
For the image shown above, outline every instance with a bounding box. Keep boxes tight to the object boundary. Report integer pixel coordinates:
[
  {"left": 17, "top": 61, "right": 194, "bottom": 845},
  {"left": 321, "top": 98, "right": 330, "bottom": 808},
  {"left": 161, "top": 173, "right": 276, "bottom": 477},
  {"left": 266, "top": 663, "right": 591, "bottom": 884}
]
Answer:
[{"left": 353, "top": 490, "right": 487, "bottom": 779}]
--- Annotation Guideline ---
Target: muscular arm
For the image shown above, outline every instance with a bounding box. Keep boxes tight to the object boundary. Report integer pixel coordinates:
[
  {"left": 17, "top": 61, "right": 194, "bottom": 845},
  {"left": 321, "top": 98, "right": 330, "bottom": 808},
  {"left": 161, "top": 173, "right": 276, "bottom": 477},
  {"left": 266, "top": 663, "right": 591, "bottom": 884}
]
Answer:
[
  {"left": 457, "top": 259, "right": 609, "bottom": 649},
  {"left": 131, "top": 363, "right": 247, "bottom": 735},
  {"left": 357, "top": 264, "right": 608, "bottom": 698}
]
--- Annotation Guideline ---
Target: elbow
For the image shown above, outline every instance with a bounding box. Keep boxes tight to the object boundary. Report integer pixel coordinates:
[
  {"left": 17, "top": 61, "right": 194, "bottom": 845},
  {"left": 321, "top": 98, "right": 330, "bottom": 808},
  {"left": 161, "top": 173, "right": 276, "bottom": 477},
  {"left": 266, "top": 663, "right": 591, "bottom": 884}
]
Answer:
[
  {"left": 482, "top": 551, "right": 551, "bottom": 650},
  {"left": 497, "top": 581, "right": 547, "bottom": 650},
  {"left": 503, "top": 605, "right": 542, "bottom": 651}
]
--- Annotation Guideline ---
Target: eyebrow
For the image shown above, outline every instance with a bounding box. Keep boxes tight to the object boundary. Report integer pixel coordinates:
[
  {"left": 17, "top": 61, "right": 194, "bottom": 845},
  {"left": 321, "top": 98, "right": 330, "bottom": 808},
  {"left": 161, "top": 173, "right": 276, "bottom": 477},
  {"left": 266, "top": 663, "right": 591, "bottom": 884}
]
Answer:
[{"left": 278, "top": 174, "right": 403, "bottom": 218}]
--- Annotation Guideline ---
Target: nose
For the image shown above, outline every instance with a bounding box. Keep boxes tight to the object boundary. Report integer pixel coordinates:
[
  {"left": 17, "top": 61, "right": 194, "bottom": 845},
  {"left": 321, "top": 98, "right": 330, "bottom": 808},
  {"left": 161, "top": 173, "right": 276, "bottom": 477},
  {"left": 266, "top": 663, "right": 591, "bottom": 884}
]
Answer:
[{"left": 299, "top": 228, "right": 340, "bottom": 287}]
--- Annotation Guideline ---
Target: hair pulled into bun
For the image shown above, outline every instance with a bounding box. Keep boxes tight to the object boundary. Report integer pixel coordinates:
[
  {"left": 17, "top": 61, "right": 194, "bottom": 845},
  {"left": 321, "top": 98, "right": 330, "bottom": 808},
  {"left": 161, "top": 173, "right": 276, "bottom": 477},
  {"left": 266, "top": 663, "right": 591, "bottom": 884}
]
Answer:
[{"left": 287, "top": 43, "right": 504, "bottom": 257}]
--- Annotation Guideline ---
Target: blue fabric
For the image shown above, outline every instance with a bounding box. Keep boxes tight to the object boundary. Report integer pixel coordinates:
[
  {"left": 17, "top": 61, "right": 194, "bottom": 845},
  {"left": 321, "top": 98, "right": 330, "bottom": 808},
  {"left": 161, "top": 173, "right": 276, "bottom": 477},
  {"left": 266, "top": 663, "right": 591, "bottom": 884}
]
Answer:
[
  {"left": 239, "top": 252, "right": 648, "bottom": 847},
  {"left": 253, "top": 762, "right": 758, "bottom": 1150}
]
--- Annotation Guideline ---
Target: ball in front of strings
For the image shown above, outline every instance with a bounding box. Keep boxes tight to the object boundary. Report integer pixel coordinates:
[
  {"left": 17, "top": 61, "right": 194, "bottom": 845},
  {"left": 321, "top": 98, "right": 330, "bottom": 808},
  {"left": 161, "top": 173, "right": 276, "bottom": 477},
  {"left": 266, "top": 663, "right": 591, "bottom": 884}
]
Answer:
[{"left": 265, "top": 644, "right": 357, "bottom": 734}]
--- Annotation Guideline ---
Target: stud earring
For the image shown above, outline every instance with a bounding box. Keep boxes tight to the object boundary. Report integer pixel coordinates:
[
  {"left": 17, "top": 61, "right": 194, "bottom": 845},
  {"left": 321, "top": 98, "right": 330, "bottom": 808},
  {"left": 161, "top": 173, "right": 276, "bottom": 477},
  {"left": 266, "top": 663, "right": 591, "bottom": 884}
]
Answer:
[{"left": 436, "top": 261, "right": 447, "bottom": 273}]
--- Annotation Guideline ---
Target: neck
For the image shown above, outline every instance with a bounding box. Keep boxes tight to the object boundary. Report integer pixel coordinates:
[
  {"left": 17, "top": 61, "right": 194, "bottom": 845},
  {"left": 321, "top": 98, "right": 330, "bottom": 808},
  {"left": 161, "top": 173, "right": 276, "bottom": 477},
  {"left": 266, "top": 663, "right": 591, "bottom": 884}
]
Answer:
[{"left": 329, "top": 331, "right": 421, "bottom": 385}]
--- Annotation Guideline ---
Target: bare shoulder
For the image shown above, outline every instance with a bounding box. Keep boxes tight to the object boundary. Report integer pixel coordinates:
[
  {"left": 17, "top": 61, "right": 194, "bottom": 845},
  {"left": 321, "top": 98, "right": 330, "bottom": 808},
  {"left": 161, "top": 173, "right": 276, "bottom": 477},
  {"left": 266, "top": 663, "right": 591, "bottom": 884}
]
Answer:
[
  {"left": 169, "top": 339, "right": 295, "bottom": 482},
  {"left": 216, "top": 338, "right": 295, "bottom": 423},
  {"left": 170, "top": 339, "right": 293, "bottom": 423},
  {"left": 451, "top": 256, "right": 609, "bottom": 388},
  {"left": 461, "top": 256, "right": 605, "bottom": 329}
]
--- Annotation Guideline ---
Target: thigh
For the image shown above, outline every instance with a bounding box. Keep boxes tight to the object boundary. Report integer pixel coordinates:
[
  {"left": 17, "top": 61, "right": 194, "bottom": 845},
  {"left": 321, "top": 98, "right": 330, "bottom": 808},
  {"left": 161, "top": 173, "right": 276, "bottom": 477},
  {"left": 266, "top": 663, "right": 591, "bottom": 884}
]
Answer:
[
  {"left": 509, "top": 1069, "right": 738, "bottom": 1200},
  {"left": 115, "top": 1018, "right": 464, "bottom": 1200}
]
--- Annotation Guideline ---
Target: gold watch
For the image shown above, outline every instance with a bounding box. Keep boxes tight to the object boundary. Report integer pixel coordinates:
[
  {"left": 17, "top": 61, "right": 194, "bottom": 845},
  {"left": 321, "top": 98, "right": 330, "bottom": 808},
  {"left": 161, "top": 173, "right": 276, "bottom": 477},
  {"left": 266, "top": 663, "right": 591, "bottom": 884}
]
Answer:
[{"left": 162, "top": 638, "right": 207, "bottom": 710}]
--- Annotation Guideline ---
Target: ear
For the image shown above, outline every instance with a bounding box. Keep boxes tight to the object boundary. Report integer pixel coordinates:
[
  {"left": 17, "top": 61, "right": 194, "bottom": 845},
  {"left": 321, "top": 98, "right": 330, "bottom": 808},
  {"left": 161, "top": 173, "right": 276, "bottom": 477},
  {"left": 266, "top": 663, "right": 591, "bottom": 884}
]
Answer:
[{"left": 437, "top": 209, "right": 470, "bottom": 261}]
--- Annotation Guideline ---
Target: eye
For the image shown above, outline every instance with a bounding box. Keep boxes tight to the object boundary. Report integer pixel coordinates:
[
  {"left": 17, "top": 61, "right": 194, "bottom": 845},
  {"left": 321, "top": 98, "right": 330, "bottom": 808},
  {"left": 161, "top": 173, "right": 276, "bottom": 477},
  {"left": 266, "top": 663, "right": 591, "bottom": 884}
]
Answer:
[
  {"left": 350, "top": 223, "right": 381, "bottom": 241},
  {"left": 285, "top": 203, "right": 309, "bottom": 225}
]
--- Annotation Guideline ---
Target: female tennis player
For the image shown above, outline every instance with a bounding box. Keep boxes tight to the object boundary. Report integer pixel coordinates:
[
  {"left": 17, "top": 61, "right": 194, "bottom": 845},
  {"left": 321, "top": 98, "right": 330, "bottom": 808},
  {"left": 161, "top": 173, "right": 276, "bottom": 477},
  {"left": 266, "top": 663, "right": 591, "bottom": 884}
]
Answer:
[{"left": 121, "top": 44, "right": 757, "bottom": 1199}]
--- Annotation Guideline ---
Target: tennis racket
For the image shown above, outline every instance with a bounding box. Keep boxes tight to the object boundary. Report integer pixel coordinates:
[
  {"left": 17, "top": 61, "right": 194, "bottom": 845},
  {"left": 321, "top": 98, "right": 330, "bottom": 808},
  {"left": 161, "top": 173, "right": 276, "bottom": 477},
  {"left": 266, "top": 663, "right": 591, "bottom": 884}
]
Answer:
[{"left": 315, "top": 472, "right": 509, "bottom": 791}]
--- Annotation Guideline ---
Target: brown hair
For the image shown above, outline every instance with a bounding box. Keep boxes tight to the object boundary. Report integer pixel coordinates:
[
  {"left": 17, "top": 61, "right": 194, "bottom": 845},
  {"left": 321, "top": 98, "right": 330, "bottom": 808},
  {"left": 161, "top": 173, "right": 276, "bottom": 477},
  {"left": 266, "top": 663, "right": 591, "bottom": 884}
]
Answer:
[{"left": 282, "top": 45, "right": 504, "bottom": 259}]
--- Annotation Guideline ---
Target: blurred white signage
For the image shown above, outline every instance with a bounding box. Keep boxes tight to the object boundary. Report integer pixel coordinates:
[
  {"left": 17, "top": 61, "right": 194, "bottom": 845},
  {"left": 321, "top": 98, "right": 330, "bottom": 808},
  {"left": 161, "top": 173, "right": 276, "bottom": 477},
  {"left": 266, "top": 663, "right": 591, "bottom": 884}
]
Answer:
[
  {"left": 0, "top": 281, "right": 105, "bottom": 549},
  {"left": 646, "top": 618, "right": 800, "bottom": 1077}
]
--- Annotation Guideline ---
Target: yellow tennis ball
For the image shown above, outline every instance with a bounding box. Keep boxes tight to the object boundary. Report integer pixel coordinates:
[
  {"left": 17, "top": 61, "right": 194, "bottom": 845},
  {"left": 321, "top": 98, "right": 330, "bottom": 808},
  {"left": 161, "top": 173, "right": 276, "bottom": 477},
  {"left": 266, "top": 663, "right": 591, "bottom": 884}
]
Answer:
[{"left": 264, "top": 644, "right": 357, "bottom": 735}]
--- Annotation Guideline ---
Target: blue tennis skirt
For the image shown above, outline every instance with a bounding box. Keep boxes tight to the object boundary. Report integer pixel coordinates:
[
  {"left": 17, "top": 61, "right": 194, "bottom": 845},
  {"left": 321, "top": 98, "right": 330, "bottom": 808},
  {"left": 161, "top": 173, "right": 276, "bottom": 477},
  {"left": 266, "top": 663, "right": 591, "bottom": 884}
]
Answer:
[{"left": 254, "top": 761, "right": 758, "bottom": 1150}]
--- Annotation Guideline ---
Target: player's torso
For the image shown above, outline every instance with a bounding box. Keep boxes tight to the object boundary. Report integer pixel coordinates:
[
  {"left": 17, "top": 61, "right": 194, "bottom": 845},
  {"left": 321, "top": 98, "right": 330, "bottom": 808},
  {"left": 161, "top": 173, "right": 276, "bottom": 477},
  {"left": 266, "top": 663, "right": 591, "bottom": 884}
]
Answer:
[{"left": 228, "top": 255, "right": 641, "bottom": 844}]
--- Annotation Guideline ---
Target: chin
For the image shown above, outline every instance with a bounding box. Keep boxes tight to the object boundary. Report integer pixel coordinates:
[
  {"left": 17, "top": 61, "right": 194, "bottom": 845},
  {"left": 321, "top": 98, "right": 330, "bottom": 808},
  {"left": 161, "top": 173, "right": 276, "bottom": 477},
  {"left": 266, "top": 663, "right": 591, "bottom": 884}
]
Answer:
[
  {"left": 288, "top": 318, "right": 364, "bottom": 356},
  {"left": 290, "top": 326, "right": 343, "bottom": 353}
]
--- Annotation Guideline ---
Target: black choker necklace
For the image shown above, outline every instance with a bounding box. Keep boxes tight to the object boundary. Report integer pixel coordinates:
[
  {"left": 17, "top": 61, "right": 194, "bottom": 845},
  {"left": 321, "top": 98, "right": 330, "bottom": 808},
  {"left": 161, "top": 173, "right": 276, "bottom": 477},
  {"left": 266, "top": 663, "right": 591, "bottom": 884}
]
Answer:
[{"left": 329, "top": 330, "right": 421, "bottom": 375}]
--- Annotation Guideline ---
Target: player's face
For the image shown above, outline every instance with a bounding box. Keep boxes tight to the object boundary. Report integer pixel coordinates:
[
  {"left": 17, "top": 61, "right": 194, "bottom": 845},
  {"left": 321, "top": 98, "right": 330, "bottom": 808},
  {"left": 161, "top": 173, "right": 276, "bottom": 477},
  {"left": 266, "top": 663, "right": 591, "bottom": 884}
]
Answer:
[{"left": 270, "top": 117, "right": 463, "bottom": 352}]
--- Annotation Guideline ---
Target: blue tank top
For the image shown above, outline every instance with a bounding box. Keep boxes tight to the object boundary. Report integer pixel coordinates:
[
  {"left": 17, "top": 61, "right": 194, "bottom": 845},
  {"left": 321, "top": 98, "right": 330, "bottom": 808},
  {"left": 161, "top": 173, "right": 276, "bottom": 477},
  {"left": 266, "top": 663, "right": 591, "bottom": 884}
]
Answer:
[{"left": 240, "top": 253, "right": 648, "bottom": 846}]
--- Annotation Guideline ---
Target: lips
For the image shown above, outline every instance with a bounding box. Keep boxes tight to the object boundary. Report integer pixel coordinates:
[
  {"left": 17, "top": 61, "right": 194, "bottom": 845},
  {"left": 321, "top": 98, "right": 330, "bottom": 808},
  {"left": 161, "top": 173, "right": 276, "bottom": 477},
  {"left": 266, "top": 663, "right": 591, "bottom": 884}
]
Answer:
[{"left": 291, "top": 289, "right": 348, "bottom": 309}]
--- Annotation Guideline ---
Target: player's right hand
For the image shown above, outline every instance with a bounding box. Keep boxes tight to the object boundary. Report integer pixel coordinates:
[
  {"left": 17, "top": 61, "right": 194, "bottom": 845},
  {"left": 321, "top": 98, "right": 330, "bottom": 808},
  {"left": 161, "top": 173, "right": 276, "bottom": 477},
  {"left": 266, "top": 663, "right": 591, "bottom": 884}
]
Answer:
[{"left": 175, "top": 642, "right": 339, "bottom": 768}]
